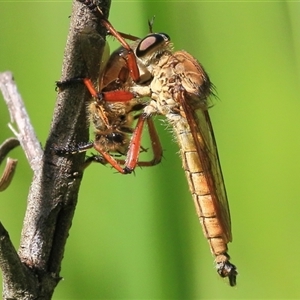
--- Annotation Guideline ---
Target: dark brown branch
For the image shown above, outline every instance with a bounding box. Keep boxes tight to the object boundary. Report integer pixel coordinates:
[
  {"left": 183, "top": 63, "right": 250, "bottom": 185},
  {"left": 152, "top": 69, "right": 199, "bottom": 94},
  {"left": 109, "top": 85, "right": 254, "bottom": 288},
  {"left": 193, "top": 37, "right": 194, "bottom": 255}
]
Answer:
[{"left": 0, "top": 0, "right": 111, "bottom": 299}]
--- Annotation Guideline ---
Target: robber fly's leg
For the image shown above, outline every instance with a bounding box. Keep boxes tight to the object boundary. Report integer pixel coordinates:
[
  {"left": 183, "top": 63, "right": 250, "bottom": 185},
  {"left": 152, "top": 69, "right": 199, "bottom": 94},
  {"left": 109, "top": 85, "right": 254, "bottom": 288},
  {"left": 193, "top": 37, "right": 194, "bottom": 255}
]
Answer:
[
  {"left": 137, "top": 117, "right": 163, "bottom": 167},
  {"left": 77, "top": 0, "right": 141, "bottom": 82},
  {"left": 122, "top": 113, "right": 147, "bottom": 174},
  {"left": 100, "top": 20, "right": 140, "bottom": 82},
  {"left": 92, "top": 143, "right": 130, "bottom": 174},
  {"left": 53, "top": 141, "right": 125, "bottom": 173},
  {"left": 53, "top": 134, "right": 149, "bottom": 175},
  {"left": 56, "top": 78, "right": 135, "bottom": 103},
  {"left": 82, "top": 78, "right": 135, "bottom": 102}
]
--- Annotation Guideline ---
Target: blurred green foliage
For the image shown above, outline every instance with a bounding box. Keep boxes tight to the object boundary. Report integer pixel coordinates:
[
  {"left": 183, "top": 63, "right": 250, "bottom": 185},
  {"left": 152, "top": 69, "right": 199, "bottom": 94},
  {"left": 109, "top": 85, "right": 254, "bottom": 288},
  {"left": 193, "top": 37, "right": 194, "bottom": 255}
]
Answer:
[{"left": 1, "top": 1, "right": 300, "bottom": 299}]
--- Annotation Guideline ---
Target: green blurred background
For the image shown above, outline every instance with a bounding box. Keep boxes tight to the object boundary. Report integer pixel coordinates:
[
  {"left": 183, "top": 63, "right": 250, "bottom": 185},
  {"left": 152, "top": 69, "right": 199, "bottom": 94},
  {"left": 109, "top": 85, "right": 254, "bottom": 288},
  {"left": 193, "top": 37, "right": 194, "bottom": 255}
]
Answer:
[{"left": 1, "top": 1, "right": 300, "bottom": 299}]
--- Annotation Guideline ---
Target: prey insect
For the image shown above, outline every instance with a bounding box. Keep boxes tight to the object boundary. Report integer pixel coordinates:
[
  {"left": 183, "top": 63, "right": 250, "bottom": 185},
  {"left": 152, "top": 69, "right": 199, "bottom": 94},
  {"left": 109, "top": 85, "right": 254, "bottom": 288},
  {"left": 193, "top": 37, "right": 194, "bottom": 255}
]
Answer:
[
  {"left": 55, "top": 13, "right": 163, "bottom": 174},
  {"left": 74, "top": 0, "right": 238, "bottom": 286}
]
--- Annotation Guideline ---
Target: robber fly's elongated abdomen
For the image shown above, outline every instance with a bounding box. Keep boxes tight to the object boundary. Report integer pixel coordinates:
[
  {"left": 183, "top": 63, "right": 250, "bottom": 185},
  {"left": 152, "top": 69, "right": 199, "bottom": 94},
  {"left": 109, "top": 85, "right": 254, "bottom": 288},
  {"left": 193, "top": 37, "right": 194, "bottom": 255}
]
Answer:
[
  {"left": 173, "top": 116, "right": 227, "bottom": 251},
  {"left": 142, "top": 49, "right": 238, "bottom": 286},
  {"left": 167, "top": 109, "right": 237, "bottom": 286}
]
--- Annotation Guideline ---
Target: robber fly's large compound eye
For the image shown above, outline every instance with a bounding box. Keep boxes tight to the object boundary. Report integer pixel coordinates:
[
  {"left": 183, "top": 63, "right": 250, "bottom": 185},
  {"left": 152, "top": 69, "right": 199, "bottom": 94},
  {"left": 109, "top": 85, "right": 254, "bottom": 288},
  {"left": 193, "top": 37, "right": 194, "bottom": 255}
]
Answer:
[{"left": 135, "top": 33, "right": 170, "bottom": 58}]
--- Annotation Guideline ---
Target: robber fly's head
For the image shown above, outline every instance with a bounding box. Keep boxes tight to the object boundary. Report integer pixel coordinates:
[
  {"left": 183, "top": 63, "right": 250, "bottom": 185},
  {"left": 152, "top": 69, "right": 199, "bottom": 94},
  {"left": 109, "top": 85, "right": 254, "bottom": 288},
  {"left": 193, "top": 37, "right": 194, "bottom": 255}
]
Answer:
[{"left": 134, "top": 33, "right": 172, "bottom": 66}]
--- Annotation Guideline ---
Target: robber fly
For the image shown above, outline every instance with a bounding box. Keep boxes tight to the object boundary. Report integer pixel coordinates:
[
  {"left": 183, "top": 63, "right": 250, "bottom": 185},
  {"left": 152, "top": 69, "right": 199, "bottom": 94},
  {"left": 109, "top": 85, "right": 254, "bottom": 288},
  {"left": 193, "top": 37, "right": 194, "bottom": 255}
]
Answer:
[
  {"left": 129, "top": 46, "right": 238, "bottom": 286},
  {"left": 75, "top": 0, "right": 238, "bottom": 286}
]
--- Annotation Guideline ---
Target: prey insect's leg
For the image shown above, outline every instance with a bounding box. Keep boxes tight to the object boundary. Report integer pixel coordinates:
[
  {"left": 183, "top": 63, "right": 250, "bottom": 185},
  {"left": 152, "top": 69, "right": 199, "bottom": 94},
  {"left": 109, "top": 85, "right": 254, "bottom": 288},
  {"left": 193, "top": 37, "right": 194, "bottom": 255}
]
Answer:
[
  {"left": 52, "top": 141, "right": 94, "bottom": 155},
  {"left": 56, "top": 78, "right": 135, "bottom": 103}
]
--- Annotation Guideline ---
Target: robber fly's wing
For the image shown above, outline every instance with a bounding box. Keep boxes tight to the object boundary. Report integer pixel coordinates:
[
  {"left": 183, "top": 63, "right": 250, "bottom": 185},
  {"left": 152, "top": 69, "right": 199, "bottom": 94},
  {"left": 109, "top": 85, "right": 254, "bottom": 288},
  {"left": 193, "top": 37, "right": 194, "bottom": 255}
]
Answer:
[
  {"left": 180, "top": 96, "right": 232, "bottom": 242},
  {"left": 172, "top": 50, "right": 232, "bottom": 243}
]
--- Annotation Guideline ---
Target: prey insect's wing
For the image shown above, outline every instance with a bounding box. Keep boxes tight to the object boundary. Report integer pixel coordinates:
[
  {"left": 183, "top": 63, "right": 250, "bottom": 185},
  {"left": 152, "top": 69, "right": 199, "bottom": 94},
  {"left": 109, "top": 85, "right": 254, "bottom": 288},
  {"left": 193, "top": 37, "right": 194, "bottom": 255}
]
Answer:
[
  {"left": 179, "top": 94, "right": 232, "bottom": 243},
  {"left": 98, "top": 42, "right": 111, "bottom": 90},
  {"left": 100, "top": 45, "right": 131, "bottom": 92},
  {"left": 79, "top": 27, "right": 109, "bottom": 82}
]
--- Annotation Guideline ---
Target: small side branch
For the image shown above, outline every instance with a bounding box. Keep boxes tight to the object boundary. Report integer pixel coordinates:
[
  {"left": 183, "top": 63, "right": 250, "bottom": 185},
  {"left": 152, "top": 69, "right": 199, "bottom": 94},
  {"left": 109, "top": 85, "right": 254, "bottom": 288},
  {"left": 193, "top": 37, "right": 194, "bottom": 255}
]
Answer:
[
  {"left": 0, "top": 137, "right": 20, "bottom": 191},
  {"left": 0, "top": 72, "right": 42, "bottom": 172}
]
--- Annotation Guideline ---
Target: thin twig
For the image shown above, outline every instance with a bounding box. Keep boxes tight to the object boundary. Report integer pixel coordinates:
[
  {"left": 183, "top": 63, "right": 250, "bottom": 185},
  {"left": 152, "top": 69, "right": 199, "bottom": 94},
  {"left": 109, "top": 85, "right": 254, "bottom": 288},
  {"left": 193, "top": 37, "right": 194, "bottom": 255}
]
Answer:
[
  {"left": 0, "top": 137, "right": 20, "bottom": 191},
  {"left": 0, "top": 72, "right": 42, "bottom": 172}
]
